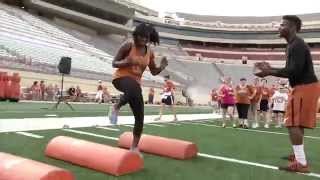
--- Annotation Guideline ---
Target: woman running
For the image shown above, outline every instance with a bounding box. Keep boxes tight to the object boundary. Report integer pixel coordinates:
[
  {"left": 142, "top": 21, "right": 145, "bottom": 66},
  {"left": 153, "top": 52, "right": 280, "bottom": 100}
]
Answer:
[{"left": 110, "top": 23, "right": 168, "bottom": 155}]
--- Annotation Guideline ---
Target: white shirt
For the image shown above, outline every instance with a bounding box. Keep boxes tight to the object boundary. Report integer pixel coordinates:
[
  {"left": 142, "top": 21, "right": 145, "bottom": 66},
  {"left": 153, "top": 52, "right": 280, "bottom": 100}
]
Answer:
[
  {"left": 161, "top": 91, "right": 172, "bottom": 99},
  {"left": 272, "top": 91, "right": 288, "bottom": 111}
]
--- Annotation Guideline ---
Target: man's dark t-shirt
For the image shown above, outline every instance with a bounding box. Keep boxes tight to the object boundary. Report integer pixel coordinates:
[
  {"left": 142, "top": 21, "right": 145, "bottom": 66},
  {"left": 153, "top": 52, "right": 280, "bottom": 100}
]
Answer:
[{"left": 273, "top": 36, "right": 318, "bottom": 87}]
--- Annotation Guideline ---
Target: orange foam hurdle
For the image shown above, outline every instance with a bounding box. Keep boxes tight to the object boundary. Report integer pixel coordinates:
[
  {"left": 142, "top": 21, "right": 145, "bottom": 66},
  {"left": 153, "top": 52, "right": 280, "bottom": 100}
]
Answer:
[
  {"left": 0, "top": 152, "right": 74, "bottom": 180},
  {"left": 8, "top": 73, "right": 21, "bottom": 101},
  {"left": 0, "top": 72, "right": 4, "bottom": 100},
  {"left": 45, "top": 136, "right": 143, "bottom": 176},
  {"left": 118, "top": 132, "right": 198, "bottom": 160}
]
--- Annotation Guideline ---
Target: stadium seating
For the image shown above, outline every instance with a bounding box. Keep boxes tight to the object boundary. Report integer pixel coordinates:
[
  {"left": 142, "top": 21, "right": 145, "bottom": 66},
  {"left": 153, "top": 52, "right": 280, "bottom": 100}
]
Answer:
[
  {"left": 0, "top": 3, "right": 163, "bottom": 83},
  {"left": 176, "top": 12, "right": 320, "bottom": 31},
  {"left": 183, "top": 45, "right": 320, "bottom": 61}
]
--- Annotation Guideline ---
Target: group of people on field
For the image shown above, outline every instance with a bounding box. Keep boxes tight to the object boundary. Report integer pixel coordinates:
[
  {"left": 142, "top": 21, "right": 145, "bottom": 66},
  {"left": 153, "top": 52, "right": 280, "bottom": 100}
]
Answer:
[{"left": 211, "top": 77, "right": 289, "bottom": 129}]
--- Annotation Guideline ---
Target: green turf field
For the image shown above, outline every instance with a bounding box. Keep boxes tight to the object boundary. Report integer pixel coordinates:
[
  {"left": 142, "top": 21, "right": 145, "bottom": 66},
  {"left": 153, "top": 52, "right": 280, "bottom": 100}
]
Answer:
[
  {"left": 0, "top": 102, "right": 319, "bottom": 180},
  {"left": 0, "top": 101, "right": 212, "bottom": 119}
]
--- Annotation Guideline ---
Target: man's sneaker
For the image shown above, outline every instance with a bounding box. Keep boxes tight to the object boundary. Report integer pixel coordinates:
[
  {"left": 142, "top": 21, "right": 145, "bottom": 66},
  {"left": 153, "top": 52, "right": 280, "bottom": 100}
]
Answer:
[
  {"left": 243, "top": 124, "right": 249, "bottom": 129},
  {"left": 281, "top": 154, "right": 296, "bottom": 161},
  {"left": 233, "top": 124, "right": 237, "bottom": 128},
  {"left": 279, "top": 160, "right": 310, "bottom": 173},
  {"left": 222, "top": 123, "right": 226, "bottom": 128},
  {"left": 288, "top": 154, "right": 296, "bottom": 161},
  {"left": 264, "top": 124, "right": 270, "bottom": 128}
]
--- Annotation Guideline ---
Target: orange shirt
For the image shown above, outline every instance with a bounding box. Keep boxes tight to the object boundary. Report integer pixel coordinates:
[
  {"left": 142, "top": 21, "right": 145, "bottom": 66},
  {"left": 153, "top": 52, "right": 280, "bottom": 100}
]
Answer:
[
  {"left": 97, "top": 85, "right": 103, "bottom": 91},
  {"left": 149, "top": 88, "right": 155, "bottom": 96},
  {"left": 211, "top": 90, "right": 219, "bottom": 101},
  {"left": 261, "top": 87, "right": 271, "bottom": 100},
  {"left": 235, "top": 85, "right": 252, "bottom": 104},
  {"left": 250, "top": 85, "right": 261, "bottom": 103},
  {"left": 164, "top": 80, "right": 175, "bottom": 93},
  {"left": 113, "top": 43, "right": 157, "bottom": 83},
  {"left": 31, "top": 84, "right": 40, "bottom": 92}
]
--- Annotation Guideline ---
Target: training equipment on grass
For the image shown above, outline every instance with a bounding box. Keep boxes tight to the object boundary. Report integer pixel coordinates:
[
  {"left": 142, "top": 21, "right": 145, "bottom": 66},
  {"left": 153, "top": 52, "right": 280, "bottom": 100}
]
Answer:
[
  {"left": 0, "top": 152, "right": 74, "bottom": 180},
  {"left": 45, "top": 136, "right": 143, "bottom": 176},
  {"left": 8, "top": 73, "right": 21, "bottom": 102},
  {"left": 118, "top": 132, "right": 198, "bottom": 160}
]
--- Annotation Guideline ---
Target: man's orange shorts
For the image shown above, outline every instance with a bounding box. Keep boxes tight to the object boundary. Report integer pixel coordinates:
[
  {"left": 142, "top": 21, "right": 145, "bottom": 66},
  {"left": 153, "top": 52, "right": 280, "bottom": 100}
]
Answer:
[{"left": 285, "top": 82, "right": 320, "bottom": 128}]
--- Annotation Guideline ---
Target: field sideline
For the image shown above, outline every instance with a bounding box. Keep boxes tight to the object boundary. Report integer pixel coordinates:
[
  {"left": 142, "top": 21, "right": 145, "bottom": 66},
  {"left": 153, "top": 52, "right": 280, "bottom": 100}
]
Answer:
[{"left": 0, "top": 102, "right": 319, "bottom": 180}]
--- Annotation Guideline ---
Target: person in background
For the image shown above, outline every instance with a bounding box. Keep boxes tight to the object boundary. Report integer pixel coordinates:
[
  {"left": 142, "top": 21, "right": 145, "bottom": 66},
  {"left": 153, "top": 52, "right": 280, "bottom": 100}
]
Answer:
[
  {"left": 68, "top": 86, "right": 76, "bottom": 101},
  {"left": 271, "top": 87, "right": 288, "bottom": 128},
  {"left": 31, "top": 81, "right": 40, "bottom": 100},
  {"left": 259, "top": 79, "right": 272, "bottom": 128},
  {"left": 103, "top": 86, "right": 111, "bottom": 103},
  {"left": 45, "top": 84, "right": 54, "bottom": 101},
  {"left": 95, "top": 80, "right": 104, "bottom": 104},
  {"left": 155, "top": 75, "right": 177, "bottom": 121},
  {"left": 148, "top": 87, "right": 155, "bottom": 104},
  {"left": 75, "top": 85, "right": 82, "bottom": 102},
  {"left": 235, "top": 78, "right": 252, "bottom": 129},
  {"left": 40, "top": 80, "right": 46, "bottom": 101},
  {"left": 210, "top": 88, "right": 220, "bottom": 113},
  {"left": 249, "top": 78, "right": 261, "bottom": 128},
  {"left": 218, "top": 76, "right": 236, "bottom": 128}
]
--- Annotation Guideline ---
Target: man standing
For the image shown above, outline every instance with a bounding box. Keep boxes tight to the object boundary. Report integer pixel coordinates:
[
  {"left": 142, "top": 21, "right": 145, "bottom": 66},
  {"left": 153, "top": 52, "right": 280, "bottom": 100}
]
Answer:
[{"left": 255, "top": 15, "right": 320, "bottom": 173}]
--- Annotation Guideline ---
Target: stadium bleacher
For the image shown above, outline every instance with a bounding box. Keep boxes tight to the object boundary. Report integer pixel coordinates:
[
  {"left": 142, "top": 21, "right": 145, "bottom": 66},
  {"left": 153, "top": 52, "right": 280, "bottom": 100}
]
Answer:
[{"left": 0, "top": 3, "right": 164, "bottom": 83}]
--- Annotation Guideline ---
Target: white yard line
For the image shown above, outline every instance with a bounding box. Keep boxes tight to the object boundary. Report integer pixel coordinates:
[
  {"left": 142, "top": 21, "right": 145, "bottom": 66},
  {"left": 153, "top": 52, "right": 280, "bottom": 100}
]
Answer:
[
  {"left": 198, "top": 153, "right": 320, "bottom": 179},
  {"left": 62, "top": 130, "right": 320, "bottom": 179},
  {"left": 198, "top": 153, "right": 278, "bottom": 169},
  {"left": 145, "top": 124, "right": 166, "bottom": 127},
  {"left": 95, "top": 126, "right": 120, "bottom": 132},
  {"left": 62, "top": 129, "right": 119, "bottom": 141},
  {"left": 164, "top": 122, "right": 181, "bottom": 126},
  {"left": 44, "top": 114, "right": 58, "bottom": 117},
  {"left": 0, "top": 113, "right": 221, "bottom": 133},
  {"left": 15, "top": 132, "right": 44, "bottom": 139},
  {"left": 121, "top": 124, "right": 135, "bottom": 128}
]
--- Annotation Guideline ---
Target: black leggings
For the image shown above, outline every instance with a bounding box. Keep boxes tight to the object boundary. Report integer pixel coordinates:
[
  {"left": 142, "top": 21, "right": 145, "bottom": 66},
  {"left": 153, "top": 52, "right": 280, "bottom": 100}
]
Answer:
[
  {"left": 236, "top": 103, "right": 250, "bottom": 119},
  {"left": 112, "top": 77, "right": 144, "bottom": 137}
]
